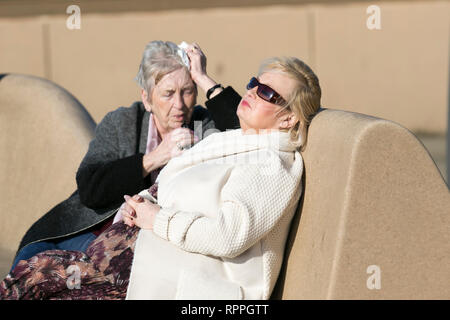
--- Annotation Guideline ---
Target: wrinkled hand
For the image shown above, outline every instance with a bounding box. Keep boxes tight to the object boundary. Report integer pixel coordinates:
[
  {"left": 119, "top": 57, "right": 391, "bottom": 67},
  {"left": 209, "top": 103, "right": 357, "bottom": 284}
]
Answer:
[
  {"left": 186, "top": 42, "right": 207, "bottom": 83},
  {"left": 120, "top": 195, "right": 141, "bottom": 226},
  {"left": 142, "top": 127, "right": 198, "bottom": 176},
  {"left": 158, "top": 127, "right": 198, "bottom": 159},
  {"left": 122, "top": 194, "right": 160, "bottom": 230},
  {"left": 184, "top": 42, "right": 221, "bottom": 96}
]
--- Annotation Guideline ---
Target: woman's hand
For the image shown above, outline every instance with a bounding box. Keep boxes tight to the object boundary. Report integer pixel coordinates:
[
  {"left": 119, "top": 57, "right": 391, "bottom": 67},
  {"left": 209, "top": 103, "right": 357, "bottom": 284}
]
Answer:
[
  {"left": 122, "top": 194, "right": 160, "bottom": 230},
  {"left": 142, "top": 127, "right": 198, "bottom": 177},
  {"left": 119, "top": 195, "right": 140, "bottom": 227},
  {"left": 186, "top": 43, "right": 223, "bottom": 98},
  {"left": 186, "top": 43, "right": 207, "bottom": 83}
]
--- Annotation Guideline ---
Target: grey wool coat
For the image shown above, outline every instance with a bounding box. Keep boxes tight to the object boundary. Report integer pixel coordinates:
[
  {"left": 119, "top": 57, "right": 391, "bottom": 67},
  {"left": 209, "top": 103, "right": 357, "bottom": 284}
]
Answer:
[{"left": 17, "top": 87, "right": 242, "bottom": 253}]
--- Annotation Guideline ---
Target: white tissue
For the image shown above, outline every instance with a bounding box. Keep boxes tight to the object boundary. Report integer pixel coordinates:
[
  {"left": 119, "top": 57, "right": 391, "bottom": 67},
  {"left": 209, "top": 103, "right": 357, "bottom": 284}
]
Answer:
[
  {"left": 178, "top": 41, "right": 190, "bottom": 51},
  {"left": 177, "top": 41, "right": 190, "bottom": 69}
]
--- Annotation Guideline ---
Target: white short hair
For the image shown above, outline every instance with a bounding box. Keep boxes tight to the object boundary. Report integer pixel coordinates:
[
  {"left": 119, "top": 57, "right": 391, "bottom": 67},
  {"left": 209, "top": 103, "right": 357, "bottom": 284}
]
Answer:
[{"left": 135, "top": 41, "right": 189, "bottom": 98}]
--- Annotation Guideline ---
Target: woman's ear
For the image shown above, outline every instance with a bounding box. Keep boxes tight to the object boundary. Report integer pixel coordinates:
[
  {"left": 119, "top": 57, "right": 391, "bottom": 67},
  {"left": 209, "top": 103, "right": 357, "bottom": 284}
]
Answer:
[
  {"left": 279, "top": 113, "right": 299, "bottom": 130},
  {"left": 141, "top": 89, "right": 152, "bottom": 112}
]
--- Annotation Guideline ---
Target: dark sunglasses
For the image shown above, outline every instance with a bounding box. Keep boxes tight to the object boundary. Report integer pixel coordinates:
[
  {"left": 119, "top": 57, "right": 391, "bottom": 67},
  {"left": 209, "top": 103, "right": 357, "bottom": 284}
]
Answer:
[{"left": 246, "top": 77, "right": 286, "bottom": 106}]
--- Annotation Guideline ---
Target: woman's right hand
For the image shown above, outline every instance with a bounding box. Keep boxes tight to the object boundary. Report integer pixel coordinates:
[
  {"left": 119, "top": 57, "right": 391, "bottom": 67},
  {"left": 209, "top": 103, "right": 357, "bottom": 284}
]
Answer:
[{"left": 142, "top": 127, "right": 198, "bottom": 177}]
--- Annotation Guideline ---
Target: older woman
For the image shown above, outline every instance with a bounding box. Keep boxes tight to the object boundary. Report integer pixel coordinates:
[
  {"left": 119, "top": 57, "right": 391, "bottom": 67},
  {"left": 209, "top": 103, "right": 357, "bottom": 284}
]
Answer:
[
  {"left": 10, "top": 41, "right": 239, "bottom": 272},
  {"left": 1, "top": 55, "right": 321, "bottom": 300}
]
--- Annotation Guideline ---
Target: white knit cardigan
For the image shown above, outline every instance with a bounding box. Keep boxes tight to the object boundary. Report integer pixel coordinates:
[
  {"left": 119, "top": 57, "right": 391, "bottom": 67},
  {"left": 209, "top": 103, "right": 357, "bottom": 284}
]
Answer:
[{"left": 126, "top": 129, "right": 303, "bottom": 300}]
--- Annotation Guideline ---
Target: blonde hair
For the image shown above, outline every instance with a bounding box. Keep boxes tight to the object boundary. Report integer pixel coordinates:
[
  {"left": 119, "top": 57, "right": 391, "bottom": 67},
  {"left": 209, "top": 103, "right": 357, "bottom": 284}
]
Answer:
[{"left": 258, "top": 57, "right": 321, "bottom": 152}]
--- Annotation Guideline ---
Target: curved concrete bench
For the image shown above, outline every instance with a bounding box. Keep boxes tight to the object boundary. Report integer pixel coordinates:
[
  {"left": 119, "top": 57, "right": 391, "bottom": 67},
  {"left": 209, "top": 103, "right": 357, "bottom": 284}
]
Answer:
[
  {"left": 0, "top": 74, "right": 96, "bottom": 278},
  {"left": 272, "top": 109, "right": 450, "bottom": 299},
  {"left": 1, "top": 75, "right": 448, "bottom": 298}
]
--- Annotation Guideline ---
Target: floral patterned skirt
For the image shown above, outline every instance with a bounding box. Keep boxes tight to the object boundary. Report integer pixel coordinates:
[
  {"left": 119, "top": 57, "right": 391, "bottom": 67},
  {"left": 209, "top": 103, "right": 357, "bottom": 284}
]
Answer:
[{"left": 0, "top": 222, "right": 139, "bottom": 300}]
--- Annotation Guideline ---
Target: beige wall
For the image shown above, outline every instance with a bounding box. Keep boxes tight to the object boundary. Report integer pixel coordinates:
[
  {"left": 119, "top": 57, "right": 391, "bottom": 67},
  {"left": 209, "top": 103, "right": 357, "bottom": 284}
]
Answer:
[{"left": 0, "top": 0, "right": 448, "bottom": 134}]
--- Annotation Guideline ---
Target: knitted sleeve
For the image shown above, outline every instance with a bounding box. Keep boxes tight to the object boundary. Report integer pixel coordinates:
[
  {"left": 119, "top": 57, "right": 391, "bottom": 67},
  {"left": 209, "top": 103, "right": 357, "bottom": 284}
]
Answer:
[{"left": 152, "top": 153, "right": 303, "bottom": 258}]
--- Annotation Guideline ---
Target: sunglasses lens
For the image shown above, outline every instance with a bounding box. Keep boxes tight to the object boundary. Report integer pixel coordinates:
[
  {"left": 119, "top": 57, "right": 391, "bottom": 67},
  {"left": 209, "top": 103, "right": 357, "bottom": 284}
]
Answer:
[
  {"left": 246, "top": 76, "right": 285, "bottom": 105},
  {"left": 258, "top": 85, "right": 274, "bottom": 101}
]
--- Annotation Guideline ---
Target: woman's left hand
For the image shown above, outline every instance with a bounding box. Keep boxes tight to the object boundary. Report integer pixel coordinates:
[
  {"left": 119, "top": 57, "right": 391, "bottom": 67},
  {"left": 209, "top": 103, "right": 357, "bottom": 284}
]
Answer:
[
  {"left": 186, "top": 43, "right": 207, "bottom": 83},
  {"left": 122, "top": 194, "right": 160, "bottom": 230},
  {"left": 186, "top": 43, "right": 221, "bottom": 97}
]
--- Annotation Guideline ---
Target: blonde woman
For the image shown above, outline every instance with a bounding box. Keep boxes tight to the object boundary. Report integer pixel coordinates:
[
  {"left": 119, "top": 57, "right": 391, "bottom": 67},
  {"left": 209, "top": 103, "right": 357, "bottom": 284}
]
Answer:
[{"left": 1, "top": 54, "right": 321, "bottom": 300}]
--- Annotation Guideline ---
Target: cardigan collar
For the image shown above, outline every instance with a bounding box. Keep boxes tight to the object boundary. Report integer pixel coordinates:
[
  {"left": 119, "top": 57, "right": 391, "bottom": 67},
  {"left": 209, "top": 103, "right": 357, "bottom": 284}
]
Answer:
[
  {"left": 157, "top": 129, "right": 299, "bottom": 185},
  {"left": 186, "top": 129, "right": 299, "bottom": 156},
  {"left": 229, "top": 129, "right": 298, "bottom": 152}
]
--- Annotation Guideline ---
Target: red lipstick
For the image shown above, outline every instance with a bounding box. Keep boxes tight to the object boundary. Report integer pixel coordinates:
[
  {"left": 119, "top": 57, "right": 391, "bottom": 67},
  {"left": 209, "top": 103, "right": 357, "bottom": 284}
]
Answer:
[{"left": 241, "top": 100, "right": 250, "bottom": 108}]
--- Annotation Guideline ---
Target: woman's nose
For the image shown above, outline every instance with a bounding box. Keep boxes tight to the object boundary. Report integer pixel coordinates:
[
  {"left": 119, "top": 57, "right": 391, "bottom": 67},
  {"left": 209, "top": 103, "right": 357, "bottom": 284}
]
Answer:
[
  {"left": 245, "top": 87, "right": 257, "bottom": 100},
  {"left": 173, "top": 92, "right": 185, "bottom": 109}
]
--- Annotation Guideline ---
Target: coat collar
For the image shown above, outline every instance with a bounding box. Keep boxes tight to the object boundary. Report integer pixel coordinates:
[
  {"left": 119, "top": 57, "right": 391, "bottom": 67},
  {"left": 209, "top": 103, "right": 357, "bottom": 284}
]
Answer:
[{"left": 157, "top": 129, "right": 299, "bottom": 185}]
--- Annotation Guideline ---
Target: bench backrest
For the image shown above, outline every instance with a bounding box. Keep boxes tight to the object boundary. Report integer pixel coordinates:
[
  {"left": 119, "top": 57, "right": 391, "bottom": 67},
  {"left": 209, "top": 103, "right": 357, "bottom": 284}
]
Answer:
[
  {"left": 272, "top": 108, "right": 450, "bottom": 299},
  {"left": 0, "top": 74, "right": 95, "bottom": 277}
]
